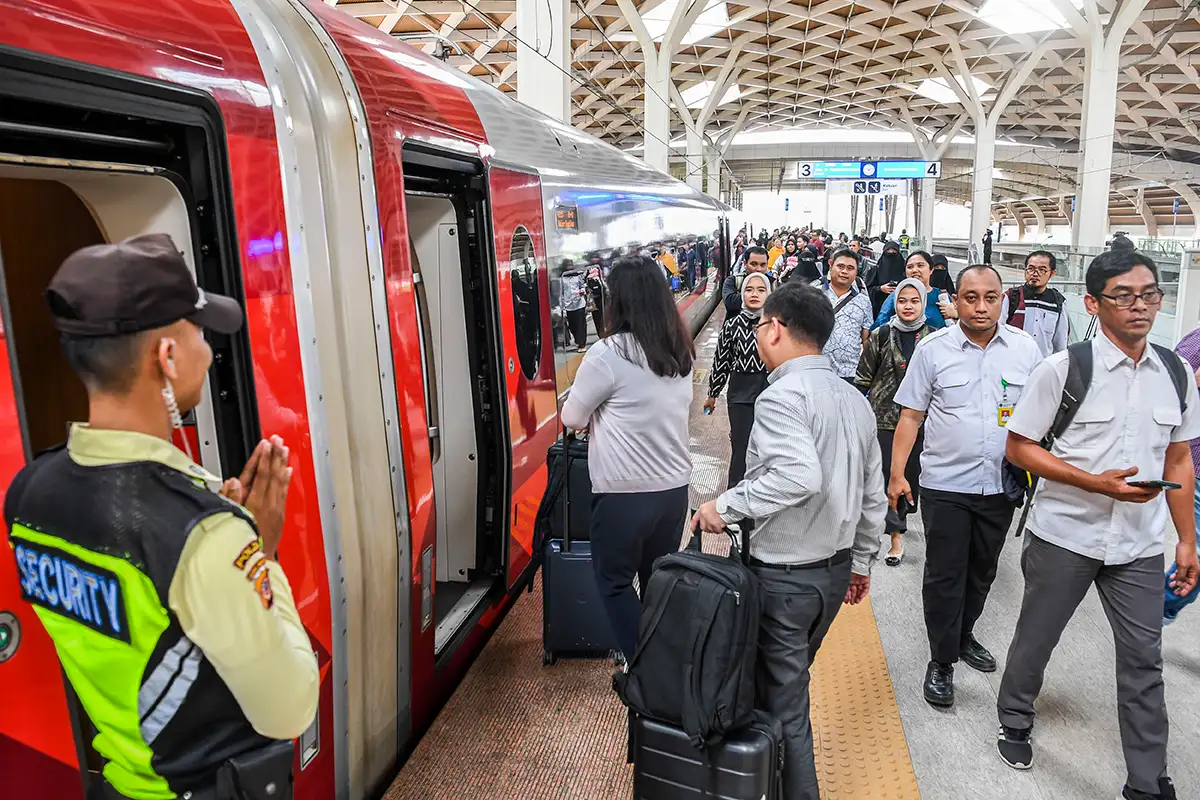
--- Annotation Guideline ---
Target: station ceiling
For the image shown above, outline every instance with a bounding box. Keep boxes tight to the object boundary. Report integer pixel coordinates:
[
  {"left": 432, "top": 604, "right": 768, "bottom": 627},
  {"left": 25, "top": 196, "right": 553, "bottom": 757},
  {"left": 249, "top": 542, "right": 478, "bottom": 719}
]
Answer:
[{"left": 328, "top": 0, "right": 1200, "bottom": 227}]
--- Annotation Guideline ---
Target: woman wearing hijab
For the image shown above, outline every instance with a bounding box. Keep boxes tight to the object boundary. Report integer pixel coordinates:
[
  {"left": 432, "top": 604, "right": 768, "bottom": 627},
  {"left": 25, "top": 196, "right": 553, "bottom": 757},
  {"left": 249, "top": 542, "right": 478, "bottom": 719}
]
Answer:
[
  {"left": 771, "top": 239, "right": 799, "bottom": 277},
  {"left": 856, "top": 277, "right": 931, "bottom": 565},
  {"left": 703, "top": 272, "right": 771, "bottom": 489},
  {"left": 868, "top": 240, "right": 907, "bottom": 316},
  {"left": 929, "top": 252, "right": 955, "bottom": 294},
  {"left": 872, "top": 250, "right": 956, "bottom": 330}
]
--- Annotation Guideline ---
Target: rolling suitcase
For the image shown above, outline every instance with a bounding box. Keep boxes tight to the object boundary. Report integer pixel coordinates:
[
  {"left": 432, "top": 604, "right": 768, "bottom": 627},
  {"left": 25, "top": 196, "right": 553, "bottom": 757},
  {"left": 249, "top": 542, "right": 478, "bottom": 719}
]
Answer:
[
  {"left": 546, "top": 435, "right": 592, "bottom": 542},
  {"left": 540, "top": 430, "right": 619, "bottom": 665},
  {"left": 631, "top": 713, "right": 784, "bottom": 799}
]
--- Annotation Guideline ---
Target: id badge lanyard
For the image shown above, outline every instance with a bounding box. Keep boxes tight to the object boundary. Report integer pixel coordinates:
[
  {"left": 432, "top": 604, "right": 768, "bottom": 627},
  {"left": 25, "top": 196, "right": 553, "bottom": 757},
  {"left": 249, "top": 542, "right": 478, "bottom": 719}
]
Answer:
[{"left": 998, "top": 378, "right": 1014, "bottom": 427}]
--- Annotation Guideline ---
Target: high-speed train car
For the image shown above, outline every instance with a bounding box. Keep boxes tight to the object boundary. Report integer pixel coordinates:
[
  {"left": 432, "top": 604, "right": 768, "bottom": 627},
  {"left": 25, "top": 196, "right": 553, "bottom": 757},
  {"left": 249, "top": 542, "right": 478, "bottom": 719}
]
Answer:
[{"left": 0, "top": 1, "right": 736, "bottom": 798}]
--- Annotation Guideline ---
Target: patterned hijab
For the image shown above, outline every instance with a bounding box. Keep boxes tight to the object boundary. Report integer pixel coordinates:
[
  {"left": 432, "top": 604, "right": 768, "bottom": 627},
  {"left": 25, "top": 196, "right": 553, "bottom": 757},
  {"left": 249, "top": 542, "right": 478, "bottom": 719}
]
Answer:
[
  {"left": 741, "top": 272, "right": 773, "bottom": 319},
  {"left": 889, "top": 277, "right": 928, "bottom": 333}
]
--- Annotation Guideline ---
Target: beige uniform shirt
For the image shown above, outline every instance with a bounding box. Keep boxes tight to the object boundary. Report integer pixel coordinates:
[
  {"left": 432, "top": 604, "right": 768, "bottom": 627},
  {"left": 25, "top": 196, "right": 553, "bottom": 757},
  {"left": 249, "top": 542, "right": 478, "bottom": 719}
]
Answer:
[{"left": 68, "top": 425, "right": 319, "bottom": 740}]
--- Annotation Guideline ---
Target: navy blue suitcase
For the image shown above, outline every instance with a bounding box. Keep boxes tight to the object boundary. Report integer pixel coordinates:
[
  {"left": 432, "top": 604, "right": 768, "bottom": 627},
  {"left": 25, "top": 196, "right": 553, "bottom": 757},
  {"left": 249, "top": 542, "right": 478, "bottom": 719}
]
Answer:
[
  {"left": 541, "top": 431, "right": 619, "bottom": 665},
  {"left": 631, "top": 714, "right": 784, "bottom": 799}
]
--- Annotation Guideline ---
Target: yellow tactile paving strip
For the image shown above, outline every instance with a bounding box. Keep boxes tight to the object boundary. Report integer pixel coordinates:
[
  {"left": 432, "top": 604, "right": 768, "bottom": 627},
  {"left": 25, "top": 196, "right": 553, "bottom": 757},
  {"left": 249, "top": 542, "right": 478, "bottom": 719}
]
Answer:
[
  {"left": 385, "top": 574, "right": 920, "bottom": 799},
  {"left": 811, "top": 597, "right": 921, "bottom": 799}
]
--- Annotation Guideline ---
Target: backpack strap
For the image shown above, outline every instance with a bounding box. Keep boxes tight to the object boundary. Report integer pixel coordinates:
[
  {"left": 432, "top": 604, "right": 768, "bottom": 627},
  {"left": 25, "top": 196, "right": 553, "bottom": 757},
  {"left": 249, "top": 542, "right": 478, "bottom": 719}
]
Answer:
[
  {"left": 681, "top": 581, "right": 726, "bottom": 749},
  {"left": 1016, "top": 341, "right": 1093, "bottom": 538},
  {"left": 1047, "top": 340, "right": 1094, "bottom": 445},
  {"left": 1151, "top": 343, "right": 1189, "bottom": 415},
  {"left": 1005, "top": 286, "right": 1022, "bottom": 325}
]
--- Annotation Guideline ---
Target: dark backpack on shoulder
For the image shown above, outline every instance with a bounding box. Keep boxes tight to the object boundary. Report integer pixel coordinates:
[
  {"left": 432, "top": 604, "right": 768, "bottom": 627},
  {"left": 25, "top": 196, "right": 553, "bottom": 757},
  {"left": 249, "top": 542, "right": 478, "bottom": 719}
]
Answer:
[
  {"left": 1012, "top": 339, "right": 1189, "bottom": 535},
  {"left": 613, "top": 526, "right": 759, "bottom": 749}
]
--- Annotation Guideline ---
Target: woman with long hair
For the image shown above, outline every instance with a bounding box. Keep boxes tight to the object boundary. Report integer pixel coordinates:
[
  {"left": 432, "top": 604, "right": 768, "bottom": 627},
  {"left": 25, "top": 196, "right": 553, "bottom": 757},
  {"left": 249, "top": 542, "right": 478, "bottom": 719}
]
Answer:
[
  {"left": 560, "top": 255, "right": 694, "bottom": 660},
  {"left": 855, "top": 277, "right": 932, "bottom": 565}
]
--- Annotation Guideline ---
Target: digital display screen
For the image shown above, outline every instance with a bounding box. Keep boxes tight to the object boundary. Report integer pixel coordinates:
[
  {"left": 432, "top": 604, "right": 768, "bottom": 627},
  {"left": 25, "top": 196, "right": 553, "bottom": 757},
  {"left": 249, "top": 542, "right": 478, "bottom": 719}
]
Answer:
[{"left": 555, "top": 203, "right": 579, "bottom": 231}]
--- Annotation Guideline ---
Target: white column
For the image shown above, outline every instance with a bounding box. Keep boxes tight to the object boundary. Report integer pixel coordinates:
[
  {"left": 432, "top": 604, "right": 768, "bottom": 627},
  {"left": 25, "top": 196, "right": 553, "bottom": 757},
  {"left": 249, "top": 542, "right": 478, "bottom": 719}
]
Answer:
[
  {"left": 969, "top": 119, "right": 998, "bottom": 248},
  {"left": 616, "top": 0, "right": 708, "bottom": 173},
  {"left": 1047, "top": 0, "right": 1149, "bottom": 249},
  {"left": 516, "top": 0, "right": 569, "bottom": 121},
  {"left": 684, "top": 126, "right": 703, "bottom": 191},
  {"left": 705, "top": 144, "right": 720, "bottom": 198},
  {"left": 1024, "top": 200, "right": 1047, "bottom": 239},
  {"left": 1073, "top": 45, "right": 1123, "bottom": 249},
  {"left": 919, "top": 178, "right": 938, "bottom": 244},
  {"left": 899, "top": 108, "right": 967, "bottom": 249}
]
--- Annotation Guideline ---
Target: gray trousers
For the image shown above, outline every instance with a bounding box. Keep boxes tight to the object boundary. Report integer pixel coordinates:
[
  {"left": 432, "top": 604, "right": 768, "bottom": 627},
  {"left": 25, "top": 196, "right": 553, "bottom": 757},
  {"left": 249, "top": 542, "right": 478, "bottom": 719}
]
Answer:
[
  {"left": 997, "top": 534, "right": 1168, "bottom": 794},
  {"left": 751, "top": 559, "right": 852, "bottom": 800}
]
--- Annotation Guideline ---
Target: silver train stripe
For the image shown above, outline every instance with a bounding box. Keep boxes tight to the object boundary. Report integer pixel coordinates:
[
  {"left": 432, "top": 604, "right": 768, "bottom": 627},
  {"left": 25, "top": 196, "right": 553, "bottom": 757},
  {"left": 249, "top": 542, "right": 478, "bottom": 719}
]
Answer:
[{"left": 140, "top": 643, "right": 203, "bottom": 745}]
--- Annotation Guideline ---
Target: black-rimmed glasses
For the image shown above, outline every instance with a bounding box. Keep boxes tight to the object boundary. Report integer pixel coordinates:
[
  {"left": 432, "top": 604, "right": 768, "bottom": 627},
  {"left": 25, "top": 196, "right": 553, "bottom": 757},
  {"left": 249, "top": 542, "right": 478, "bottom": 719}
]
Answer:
[{"left": 1098, "top": 289, "right": 1164, "bottom": 308}]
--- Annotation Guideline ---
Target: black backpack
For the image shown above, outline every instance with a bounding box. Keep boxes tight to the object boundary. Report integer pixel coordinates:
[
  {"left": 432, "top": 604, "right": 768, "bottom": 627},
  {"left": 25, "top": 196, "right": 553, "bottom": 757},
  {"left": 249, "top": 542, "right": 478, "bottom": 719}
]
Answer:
[
  {"left": 1013, "top": 339, "right": 1189, "bottom": 535},
  {"left": 613, "top": 526, "right": 759, "bottom": 749},
  {"left": 1005, "top": 286, "right": 1066, "bottom": 325}
]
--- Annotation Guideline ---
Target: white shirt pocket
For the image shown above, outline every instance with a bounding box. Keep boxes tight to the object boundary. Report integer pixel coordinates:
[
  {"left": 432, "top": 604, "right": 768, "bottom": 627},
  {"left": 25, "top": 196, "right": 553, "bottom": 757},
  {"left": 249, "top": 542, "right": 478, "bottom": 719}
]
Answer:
[
  {"left": 1002, "top": 371, "right": 1027, "bottom": 406},
  {"left": 1151, "top": 404, "right": 1182, "bottom": 451},
  {"left": 938, "top": 371, "right": 973, "bottom": 409},
  {"left": 1058, "top": 403, "right": 1114, "bottom": 455}
]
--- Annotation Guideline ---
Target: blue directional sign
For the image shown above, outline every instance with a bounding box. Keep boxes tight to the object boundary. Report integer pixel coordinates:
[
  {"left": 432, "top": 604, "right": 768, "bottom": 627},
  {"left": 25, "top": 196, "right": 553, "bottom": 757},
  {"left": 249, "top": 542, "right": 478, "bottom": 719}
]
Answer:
[
  {"left": 785, "top": 198, "right": 790, "bottom": 211},
  {"left": 879, "top": 197, "right": 885, "bottom": 211},
  {"left": 1175, "top": 197, "right": 1182, "bottom": 214},
  {"left": 799, "top": 160, "right": 940, "bottom": 180}
]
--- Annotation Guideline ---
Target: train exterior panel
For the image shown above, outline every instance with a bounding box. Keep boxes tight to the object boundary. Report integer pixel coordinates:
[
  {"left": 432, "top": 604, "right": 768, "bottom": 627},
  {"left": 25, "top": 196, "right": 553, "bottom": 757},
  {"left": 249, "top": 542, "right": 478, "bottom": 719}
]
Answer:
[{"left": 0, "top": 1, "right": 735, "bottom": 799}]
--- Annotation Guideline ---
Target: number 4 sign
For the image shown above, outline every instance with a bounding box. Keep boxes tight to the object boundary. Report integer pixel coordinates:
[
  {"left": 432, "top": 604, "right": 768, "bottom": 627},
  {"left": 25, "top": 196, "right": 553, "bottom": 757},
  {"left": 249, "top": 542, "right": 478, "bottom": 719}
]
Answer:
[{"left": 925, "top": 162, "right": 941, "bottom": 178}]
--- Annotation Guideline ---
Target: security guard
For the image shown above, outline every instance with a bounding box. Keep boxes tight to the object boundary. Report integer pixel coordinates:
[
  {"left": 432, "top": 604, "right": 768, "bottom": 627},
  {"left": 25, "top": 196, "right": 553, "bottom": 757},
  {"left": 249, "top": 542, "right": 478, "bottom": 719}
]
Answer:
[{"left": 5, "top": 234, "right": 318, "bottom": 799}]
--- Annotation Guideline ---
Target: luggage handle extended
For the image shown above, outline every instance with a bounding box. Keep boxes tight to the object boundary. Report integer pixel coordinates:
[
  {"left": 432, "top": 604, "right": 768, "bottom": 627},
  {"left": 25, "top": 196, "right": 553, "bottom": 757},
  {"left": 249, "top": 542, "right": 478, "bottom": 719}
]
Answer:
[
  {"left": 561, "top": 426, "right": 587, "bottom": 553},
  {"left": 685, "top": 517, "right": 749, "bottom": 567}
]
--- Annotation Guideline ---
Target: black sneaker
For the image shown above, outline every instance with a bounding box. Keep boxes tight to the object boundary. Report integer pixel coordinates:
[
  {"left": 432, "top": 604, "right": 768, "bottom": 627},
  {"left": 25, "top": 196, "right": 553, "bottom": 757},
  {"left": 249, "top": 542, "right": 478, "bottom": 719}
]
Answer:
[
  {"left": 1120, "top": 777, "right": 1177, "bottom": 800},
  {"left": 960, "top": 633, "right": 997, "bottom": 673},
  {"left": 923, "top": 661, "right": 954, "bottom": 707},
  {"left": 996, "top": 725, "right": 1033, "bottom": 770}
]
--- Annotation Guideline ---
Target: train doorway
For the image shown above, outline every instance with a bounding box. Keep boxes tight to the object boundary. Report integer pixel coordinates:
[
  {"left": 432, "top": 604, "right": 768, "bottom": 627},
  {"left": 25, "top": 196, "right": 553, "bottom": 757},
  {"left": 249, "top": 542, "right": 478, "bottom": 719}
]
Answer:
[{"left": 401, "top": 148, "right": 510, "bottom": 662}]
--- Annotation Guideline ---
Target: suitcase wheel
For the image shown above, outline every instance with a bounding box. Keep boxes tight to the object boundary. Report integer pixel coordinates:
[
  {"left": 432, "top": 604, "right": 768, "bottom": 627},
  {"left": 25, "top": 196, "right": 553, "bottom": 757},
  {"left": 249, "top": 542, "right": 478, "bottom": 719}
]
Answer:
[{"left": 542, "top": 649, "right": 557, "bottom": 666}]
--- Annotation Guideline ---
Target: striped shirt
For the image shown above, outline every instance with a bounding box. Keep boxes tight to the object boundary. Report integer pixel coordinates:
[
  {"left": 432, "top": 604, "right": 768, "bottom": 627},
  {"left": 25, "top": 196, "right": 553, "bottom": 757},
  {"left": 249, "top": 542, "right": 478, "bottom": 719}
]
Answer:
[
  {"left": 1174, "top": 326, "right": 1200, "bottom": 480},
  {"left": 715, "top": 355, "right": 887, "bottom": 574}
]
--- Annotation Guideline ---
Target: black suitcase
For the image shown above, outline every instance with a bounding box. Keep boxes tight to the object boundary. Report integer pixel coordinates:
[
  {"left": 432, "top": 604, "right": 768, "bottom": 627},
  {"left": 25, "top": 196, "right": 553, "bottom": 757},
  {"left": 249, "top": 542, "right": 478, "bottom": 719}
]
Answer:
[
  {"left": 541, "top": 431, "right": 619, "bottom": 665},
  {"left": 546, "top": 436, "right": 592, "bottom": 542},
  {"left": 631, "top": 713, "right": 784, "bottom": 799}
]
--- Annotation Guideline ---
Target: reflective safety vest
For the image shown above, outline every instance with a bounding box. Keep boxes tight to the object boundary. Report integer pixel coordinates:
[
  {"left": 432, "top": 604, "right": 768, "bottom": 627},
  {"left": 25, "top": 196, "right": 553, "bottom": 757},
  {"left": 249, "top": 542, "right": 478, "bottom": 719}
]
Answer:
[{"left": 5, "top": 446, "right": 271, "bottom": 799}]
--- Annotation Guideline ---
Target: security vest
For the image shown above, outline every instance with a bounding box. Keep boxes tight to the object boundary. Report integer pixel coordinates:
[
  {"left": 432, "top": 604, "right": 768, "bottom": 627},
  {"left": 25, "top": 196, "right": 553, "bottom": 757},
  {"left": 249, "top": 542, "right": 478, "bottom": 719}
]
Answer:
[{"left": 6, "top": 446, "right": 271, "bottom": 799}]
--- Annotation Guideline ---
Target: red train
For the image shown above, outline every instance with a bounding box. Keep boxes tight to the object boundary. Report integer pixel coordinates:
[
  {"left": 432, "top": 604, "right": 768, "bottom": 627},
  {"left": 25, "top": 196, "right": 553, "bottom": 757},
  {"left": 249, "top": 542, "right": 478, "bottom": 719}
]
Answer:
[{"left": 0, "top": 1, "right": 738, "bottom": 797}]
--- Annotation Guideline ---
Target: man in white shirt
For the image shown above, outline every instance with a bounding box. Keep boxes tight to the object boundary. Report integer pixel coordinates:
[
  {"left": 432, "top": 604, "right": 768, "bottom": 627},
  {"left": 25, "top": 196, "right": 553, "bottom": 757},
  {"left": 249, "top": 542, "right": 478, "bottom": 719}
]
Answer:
[
  {"left": 1000, "top": 250, "right": 1069, "bottom": 358},
  {"left": 889, "top": 265, "right": 1042, "bottom": 708},
  {"left": 816, "top": 248, "right": 873, "bottom": 382},
  {"left": 996, "top": 250, "right": 1200, "bottom": 800}
]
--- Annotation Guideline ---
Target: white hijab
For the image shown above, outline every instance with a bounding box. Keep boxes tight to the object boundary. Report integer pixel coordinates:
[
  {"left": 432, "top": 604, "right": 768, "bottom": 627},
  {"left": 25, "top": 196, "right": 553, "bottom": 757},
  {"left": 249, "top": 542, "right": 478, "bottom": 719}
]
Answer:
[
  {"left": 889, "top": 277, "right": 928, "bottom": 333},
  {"left": 741, "top": 272, "right": 773, "bottom": 319}
]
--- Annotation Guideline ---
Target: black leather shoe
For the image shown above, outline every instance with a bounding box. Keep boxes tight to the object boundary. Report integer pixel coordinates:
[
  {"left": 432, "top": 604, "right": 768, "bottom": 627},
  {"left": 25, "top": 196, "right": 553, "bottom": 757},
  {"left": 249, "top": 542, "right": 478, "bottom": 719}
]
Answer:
[
  {"left": 960, "top": 634, "right": 997, "bottom": 673},
  {"left": 923, "top": 661, "right": 954, "bottom": 707}
]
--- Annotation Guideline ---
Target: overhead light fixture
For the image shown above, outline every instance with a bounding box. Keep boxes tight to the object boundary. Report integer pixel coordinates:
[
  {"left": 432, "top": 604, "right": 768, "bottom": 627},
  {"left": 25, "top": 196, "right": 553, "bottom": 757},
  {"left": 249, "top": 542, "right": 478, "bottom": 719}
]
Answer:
[
  {"left": 913, "top": 76, "right": 995, "bottom": 105},
  {"left": 642, "top": 0, "right": 730, "bottom": 46},
  {"left": 678, "top": 80, "right": 742, "bottom": 109},
  {"left": 975, "top": 0, "right": 1083, "bottom": 35}
]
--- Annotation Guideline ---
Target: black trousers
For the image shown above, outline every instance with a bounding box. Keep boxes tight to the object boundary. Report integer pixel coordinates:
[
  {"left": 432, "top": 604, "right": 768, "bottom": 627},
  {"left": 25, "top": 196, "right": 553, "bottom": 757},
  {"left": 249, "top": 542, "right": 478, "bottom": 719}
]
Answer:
[
  {"left": 877, "top": 428, "right": 923, "bottom": 534},
  {"left": 590, "top": 485, "right": 689, "bottom": 658},
  {"left": 920, "top": 489, "right": 1014, "bottom": 664},
  {"left": 727, "top": 402, "right": 756, "bottom": 489},
  {"left": 566, "top": 307, "right": 588, "bottom": 348}
]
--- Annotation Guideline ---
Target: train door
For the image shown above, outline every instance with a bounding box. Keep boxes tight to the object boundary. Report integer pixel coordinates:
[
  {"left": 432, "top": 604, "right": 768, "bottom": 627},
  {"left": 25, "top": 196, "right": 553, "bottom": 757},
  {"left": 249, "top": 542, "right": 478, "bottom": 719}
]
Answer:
[
  {"left": 0, "top": 73, "right": 257, "bottom": 799},
  {"left": 486, "top": 166, "right": 557, "bottom": 591},
  {"left": 400, "top": 146, "right": 510, "bottom": 664}
]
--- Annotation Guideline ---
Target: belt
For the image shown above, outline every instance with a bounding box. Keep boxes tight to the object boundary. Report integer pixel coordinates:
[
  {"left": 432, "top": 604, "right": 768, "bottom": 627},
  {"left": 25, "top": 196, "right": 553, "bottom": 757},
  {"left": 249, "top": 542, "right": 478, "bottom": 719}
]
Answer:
[{"left": 749, "top": 548, "right": 850, "bottom": 572}]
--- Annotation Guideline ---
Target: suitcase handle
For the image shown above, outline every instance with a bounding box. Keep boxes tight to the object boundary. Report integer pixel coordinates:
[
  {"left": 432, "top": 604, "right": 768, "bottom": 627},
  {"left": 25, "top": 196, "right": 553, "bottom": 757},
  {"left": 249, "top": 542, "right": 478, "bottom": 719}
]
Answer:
[{"left": 562, "top": 428, "right": 574, "bottom": 553}]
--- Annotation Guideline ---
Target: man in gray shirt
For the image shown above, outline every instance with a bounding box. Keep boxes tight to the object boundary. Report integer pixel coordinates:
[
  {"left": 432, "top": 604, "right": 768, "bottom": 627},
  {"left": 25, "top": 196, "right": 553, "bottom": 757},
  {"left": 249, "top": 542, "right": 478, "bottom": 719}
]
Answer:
[{"left": 694, "top": 282, "right": 887, "bottom": 800}]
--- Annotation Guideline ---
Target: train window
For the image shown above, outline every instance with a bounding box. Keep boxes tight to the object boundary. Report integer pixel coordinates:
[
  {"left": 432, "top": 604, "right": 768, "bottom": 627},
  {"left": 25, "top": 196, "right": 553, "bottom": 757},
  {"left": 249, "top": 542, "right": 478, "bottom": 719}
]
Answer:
[{"left": 508, "top": 227, "right": 542, "bottom": 379}]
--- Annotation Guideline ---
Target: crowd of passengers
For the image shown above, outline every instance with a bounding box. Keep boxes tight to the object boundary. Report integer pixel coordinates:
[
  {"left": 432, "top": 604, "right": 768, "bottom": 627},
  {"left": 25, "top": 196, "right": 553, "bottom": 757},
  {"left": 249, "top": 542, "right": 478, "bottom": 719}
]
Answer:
[{"left": 561, "top": 231, "right": 1195, "bottom": 800}]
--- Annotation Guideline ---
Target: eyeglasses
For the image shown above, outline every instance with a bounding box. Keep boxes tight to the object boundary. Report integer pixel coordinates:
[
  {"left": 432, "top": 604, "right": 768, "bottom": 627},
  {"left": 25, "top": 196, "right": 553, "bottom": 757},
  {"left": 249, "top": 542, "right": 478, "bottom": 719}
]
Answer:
[
  {"left": 755, "top": 319, "right": 774, "bottom": 332},
  {"left": 1024, "top": 266, "right": 1052, "bottom": 275},
  {"left": 1098, "top": 289, "right": 1164, "bottom": 308}
]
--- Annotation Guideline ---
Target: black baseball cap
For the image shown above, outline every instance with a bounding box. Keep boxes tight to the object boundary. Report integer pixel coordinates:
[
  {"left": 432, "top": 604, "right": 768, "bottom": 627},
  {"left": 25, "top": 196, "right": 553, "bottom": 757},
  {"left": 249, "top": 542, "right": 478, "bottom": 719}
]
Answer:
[{"left": 46, "top": 233, "right": 243, "bottom": 337}]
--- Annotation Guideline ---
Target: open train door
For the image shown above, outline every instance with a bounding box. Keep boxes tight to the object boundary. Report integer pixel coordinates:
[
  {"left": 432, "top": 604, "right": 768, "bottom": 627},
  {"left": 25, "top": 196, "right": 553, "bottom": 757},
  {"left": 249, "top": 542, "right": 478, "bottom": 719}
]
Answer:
[{"left": 486, "top": 165, "right": 557, "bottom": 591}]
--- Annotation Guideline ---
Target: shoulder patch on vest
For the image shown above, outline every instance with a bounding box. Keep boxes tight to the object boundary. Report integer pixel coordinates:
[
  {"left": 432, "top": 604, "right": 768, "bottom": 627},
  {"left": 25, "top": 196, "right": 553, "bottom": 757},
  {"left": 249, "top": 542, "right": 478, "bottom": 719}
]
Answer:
[
  {"left": 11, "top": 538, "right": 130, "bottom": 643},
  {"left": 233, "top": 539, "right": 261, "bottom": 570}
]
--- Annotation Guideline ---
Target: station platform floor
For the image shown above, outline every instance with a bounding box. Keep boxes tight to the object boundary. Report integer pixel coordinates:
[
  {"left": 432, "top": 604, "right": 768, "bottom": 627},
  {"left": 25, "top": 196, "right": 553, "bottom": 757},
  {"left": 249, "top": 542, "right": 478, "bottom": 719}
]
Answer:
[{"left": 386, "top": 305, "right": 1200, "bottom": 799}]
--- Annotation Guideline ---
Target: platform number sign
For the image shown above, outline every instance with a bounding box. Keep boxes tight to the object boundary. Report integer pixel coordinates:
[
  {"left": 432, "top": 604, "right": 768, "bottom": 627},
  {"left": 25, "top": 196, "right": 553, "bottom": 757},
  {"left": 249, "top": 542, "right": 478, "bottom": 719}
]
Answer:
[
  {"left": 799, "top": 162, "right": 813, "bottom": 178},
  {"left": 925, "top": 162, "right": 941, "bottom": 178}
]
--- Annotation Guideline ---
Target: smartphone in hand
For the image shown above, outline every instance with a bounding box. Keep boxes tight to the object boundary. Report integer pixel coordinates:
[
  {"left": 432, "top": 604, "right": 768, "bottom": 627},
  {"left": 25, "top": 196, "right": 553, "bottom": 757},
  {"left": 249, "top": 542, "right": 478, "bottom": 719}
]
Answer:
[{"left": 1127, "top": 479, "right": 1183, "bottom": 490}]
